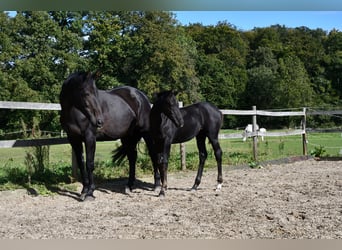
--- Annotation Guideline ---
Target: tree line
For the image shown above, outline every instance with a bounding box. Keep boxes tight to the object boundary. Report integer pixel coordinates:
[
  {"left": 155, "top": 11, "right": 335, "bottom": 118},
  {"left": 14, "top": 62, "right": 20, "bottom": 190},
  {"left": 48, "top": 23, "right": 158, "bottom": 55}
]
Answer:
[{"left": 0, "top": 11, "right": 341, "bottom": 136}]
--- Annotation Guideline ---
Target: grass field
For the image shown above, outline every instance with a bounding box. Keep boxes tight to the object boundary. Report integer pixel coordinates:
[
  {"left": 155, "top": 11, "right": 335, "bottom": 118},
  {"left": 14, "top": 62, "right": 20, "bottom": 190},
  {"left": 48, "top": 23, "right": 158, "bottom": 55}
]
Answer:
[{"left": 0, "top": 130, "right": 341, "bottom": 190}]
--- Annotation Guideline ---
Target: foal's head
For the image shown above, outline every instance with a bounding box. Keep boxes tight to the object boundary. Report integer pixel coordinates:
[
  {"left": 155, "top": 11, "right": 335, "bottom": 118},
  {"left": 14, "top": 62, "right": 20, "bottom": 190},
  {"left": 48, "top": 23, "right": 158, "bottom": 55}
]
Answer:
[{"left": 154, "top": 90, "right": 184, "bottom": 128}]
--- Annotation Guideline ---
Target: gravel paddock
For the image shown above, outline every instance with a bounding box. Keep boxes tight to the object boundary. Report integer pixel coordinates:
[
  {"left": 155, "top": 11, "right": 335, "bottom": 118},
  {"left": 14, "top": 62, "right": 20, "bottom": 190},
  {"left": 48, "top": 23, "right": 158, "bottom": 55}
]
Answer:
[{"left": 1, "top": 158, "right": 342, "bottom": 239}]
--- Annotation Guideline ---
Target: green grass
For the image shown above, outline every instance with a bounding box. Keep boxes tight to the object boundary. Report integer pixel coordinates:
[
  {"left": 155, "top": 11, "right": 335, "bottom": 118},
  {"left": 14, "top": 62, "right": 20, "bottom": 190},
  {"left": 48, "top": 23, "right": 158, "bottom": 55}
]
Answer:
[
  {"left": 306, "top": 132, "right": 342, "bottom": 156},
  {"left": 1, "top": 130, "right": 341, "bottom": 192}
]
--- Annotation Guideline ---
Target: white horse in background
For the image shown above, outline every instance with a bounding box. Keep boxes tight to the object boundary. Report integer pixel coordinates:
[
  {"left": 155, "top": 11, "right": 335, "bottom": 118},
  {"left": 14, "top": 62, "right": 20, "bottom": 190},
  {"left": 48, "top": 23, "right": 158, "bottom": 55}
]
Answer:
[
  {"left": 259, "top": 127, "right": 267, "bottom": 141},
  {"left": 242, "top": 124, "right": 267, "bottom": 142}
]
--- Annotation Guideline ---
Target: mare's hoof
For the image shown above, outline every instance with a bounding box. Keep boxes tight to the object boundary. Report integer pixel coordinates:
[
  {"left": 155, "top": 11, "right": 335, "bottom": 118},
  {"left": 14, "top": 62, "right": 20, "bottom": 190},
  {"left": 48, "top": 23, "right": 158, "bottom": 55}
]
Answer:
[
  {"left": 80, "top": 193, "right": 87, "bottom": 201},
  {"left": 84, "top": 195, "right": 95, "bottom": 201},
  {"left": 80, "top": 193, "right": 95, "bottom": 202}
]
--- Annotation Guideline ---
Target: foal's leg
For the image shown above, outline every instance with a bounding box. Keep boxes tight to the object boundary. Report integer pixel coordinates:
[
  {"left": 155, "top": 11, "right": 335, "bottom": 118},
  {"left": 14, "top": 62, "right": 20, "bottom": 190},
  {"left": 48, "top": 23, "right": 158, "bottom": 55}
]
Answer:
[
  {"left": 142, "top": 132, "right": 161, "bottom": 189},
  {"left": 192, "top": 134, "right": 207, "bottom": 191},
  {"left": 158, "top": 143, "right": 171, "bottom": 197},
  {"left": 121, "top": 136, "right": 139, "bottom": 193},
  {"left": 208, "top": 136, "right": 223, "bottom": 191}
]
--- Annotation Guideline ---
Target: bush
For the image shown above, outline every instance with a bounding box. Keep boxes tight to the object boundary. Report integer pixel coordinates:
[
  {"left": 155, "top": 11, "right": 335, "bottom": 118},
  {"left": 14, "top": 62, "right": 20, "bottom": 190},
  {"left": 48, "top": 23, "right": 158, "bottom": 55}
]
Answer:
[
  {"left": 310, "top": 145, "right": 328, "bottom": 158},
  {"left": 25, "top": 145, "right": 50, "bottom": 184}
]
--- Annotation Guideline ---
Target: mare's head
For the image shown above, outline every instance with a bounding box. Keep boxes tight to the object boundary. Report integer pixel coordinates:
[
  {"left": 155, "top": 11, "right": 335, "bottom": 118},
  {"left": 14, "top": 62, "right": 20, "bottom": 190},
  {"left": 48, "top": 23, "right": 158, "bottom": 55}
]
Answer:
[
  {"left": 63, "top": 71, "right": 104, "bottom": 128},
  {"left": 153, "top": 90, "right": 184, "bottom": 128}
]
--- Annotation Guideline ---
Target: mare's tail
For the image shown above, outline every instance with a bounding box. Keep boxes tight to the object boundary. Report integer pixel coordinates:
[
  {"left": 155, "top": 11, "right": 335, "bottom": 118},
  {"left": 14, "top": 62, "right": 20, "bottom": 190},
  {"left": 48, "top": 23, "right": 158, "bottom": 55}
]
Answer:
[{"left": 112, "top": 145, "right": 127, "bottom": 166}]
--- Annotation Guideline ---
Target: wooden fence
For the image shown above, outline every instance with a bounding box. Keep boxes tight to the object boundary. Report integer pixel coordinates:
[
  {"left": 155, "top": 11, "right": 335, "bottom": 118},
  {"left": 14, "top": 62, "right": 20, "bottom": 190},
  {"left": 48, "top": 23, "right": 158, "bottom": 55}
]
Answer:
[
  {"left": 0, "top": 101, "right": 68, "bottom": 148},
  {"left": 220, "top": 106, "right": 307, "bottom": 160},
  {"left": 1, "top": 101, "right": 342, "bottom": 168}
]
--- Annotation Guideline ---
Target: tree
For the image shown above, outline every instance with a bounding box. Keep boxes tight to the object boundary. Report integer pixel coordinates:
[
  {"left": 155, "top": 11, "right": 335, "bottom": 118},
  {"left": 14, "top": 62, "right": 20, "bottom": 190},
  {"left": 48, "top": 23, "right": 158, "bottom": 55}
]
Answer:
[
  {"left": 1, "top": 11, "right": 341, "bottom": 133},
  {"left": 83, "top": 11, "right": 200, "bottom": 103},
  {"left": 244, "top": 47, "right": 279, "bottom": 109},
  {"left": 275, "top": 54, "right": 314, "bottom": 109},
  {"left": 8, "top": 12, "right": 82, "bottom": 102},
  {"left": 124, "top": 11, "right": 200, "bottom": 103},
  {"left": 248, "top": 25, "right": 285, "bottom": 57},
  {"left": 0, "top": 11, "right": 88, "bottom": 134},
  {"left": 186, "top": 22, "right": 248, "bottom": 109},
  {"left": 325, "top": 29, "right": 342, "bottom": 102},
  {"left": 48, "top": 11, "right": 89, "bottom": 79}
]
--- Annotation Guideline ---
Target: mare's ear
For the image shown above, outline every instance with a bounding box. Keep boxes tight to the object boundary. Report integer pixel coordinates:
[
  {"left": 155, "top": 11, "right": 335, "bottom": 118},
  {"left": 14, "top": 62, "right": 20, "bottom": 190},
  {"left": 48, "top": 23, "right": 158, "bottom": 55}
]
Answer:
[
  {"left": 80, "top": 71, "right": 93, "bottom": 86},
  {"left": 152, "top": 92, "right": 160, "bottom": 103},
  {"left": 152, "top": 90, "right": 167, "bottom": 103},
  {"left": 85, "top": 71, "right": 92, "bottom": 80},
  {"left": 152, "top": 92, "right": 158, "bottom": 100},
  {"left": 172, "top": 90, "right": 179, "bottom": 96},
  {"left": 93, "top": 70, "right": 102, "bottom": 80}
]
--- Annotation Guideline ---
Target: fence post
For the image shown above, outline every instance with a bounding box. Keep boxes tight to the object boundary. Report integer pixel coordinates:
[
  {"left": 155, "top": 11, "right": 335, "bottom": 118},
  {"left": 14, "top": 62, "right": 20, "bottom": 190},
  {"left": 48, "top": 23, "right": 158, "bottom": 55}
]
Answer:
[
  {"left": 179, "top": 101, "right": 186, "bottom": 170},
  {"left": 252, "top": 105, "right": 258, "bottom": 161},
  {"left": 302, "top": 107, "right": 308, "bottom": 156}
]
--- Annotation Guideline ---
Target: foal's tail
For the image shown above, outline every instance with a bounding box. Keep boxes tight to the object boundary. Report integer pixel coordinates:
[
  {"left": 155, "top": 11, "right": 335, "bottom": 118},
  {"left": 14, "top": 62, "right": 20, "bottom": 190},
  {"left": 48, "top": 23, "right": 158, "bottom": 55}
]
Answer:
[{"left": 112, "top": 145, "right": 127, "bottom": 166}]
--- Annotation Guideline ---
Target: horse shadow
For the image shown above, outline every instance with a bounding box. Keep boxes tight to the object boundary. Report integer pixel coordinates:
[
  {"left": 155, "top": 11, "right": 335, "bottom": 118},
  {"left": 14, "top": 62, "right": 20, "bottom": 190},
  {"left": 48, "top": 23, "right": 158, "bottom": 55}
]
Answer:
[
  {"left": 46, "top": 177, "right": 156, "bottom": 202},
  {"left": 96, "top": 177, "right": 156, "bottom": 194}
]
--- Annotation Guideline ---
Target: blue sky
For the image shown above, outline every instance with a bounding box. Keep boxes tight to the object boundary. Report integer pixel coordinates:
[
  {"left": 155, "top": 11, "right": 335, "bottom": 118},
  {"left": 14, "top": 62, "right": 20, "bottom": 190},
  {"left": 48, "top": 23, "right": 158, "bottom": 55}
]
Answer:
[
  {"left": 173, "top": 11, "right": 342, "bottom": 32},
  {"left": 6, "top": 11, "right": 341, "bottom": 32}
]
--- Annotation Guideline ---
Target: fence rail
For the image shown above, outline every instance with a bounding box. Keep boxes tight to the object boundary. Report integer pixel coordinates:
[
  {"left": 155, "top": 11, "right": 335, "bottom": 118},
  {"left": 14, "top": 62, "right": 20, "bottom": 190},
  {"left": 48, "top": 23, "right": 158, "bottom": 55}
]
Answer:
[
  {"left": 0, "top": 101, "right": 61, "bottom": 111},
  {"left": 1, "top": 100, "right": 341, "bottom": 162},
  {"left": 218, "top": 129, "right": 305, "bottom": 140},
  {"left": 0, "top": 101, "right": 307, "bottom": 148},
  {"left": 0, "top": 138, "right": 69, "bottom": 148},
  {"left": 221, "top": 109, "right": 305, "bottom": 117}
]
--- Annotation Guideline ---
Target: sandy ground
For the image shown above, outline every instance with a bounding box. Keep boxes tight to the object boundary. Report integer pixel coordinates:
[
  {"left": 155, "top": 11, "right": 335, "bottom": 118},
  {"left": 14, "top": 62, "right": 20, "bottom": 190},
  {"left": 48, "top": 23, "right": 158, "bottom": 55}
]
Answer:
[{"left": 1, "top": 158, "right": 342, "bottom": 239}]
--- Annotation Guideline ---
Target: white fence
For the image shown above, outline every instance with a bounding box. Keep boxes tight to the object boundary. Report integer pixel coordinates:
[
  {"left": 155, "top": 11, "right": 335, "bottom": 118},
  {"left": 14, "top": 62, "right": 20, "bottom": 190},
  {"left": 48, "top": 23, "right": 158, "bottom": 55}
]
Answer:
[
  {"left": 0, "top": 101, "right": 304, "bottom": 149},
  {"left": 1, "top": 101, "right": 342, "bottom": 164}
]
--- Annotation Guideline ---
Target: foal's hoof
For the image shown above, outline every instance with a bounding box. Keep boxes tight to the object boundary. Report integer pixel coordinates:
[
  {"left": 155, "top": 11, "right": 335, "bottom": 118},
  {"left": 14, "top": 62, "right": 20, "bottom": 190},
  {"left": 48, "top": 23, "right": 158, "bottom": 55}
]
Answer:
[
  {"left": 190, "top": 184, "right": 198, "bottom": 192},
  {"left": 215, "top": 183, "right": 223, "bottom": 192},
  {"left": 124, "top": 185, "right": 133, "bottom": 195},
  {"left": 158, "top": 190, "right": 165, "bottom": 198},
  {"left": 154, "top": 185, "right": 161, "bottom": 193}
]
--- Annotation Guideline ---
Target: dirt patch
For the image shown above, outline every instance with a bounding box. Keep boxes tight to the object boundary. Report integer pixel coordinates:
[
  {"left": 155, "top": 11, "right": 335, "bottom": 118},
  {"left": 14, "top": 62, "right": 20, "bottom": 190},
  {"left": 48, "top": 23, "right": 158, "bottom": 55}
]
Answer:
[{"left": 1, "top": 158, "right": 342, "bottom": 239}]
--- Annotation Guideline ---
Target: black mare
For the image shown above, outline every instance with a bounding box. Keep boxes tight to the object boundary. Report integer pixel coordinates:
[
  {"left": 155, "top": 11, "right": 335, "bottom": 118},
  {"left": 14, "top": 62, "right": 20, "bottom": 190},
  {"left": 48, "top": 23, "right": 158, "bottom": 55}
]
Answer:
[
  {"left": 60, "top": 72, "right": 159, "bottom": 200},
  {"left": 150, "top": 90, "right": 223, "bottom": 196}
]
